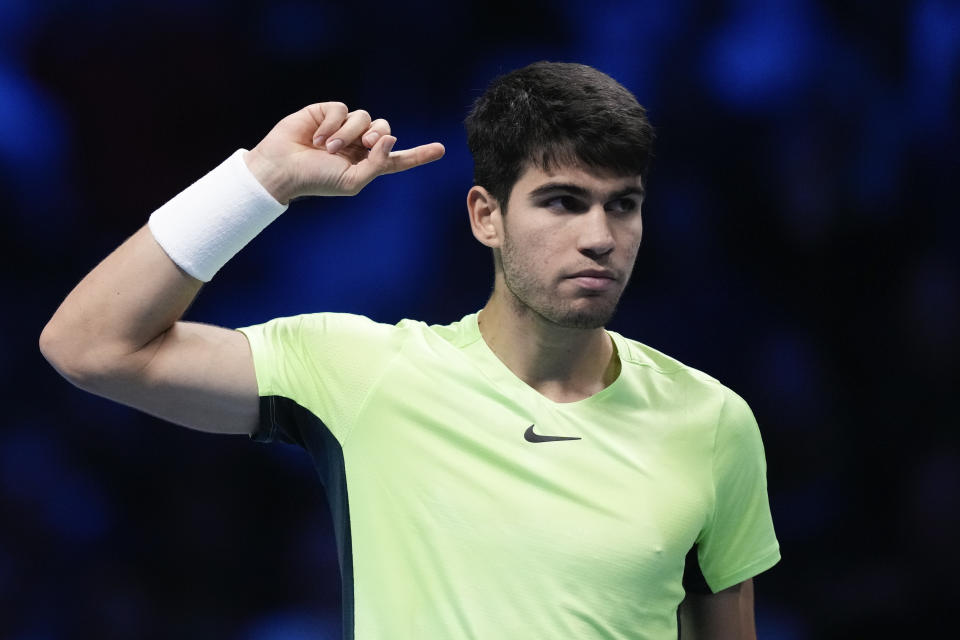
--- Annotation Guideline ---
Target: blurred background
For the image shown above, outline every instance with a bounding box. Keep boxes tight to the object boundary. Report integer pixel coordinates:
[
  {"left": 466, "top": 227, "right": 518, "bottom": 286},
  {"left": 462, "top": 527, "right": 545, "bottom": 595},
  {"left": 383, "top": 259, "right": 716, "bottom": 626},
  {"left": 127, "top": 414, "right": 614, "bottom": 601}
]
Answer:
[{"left": 3, "top": 0, "right": 958, "bottom": 638}]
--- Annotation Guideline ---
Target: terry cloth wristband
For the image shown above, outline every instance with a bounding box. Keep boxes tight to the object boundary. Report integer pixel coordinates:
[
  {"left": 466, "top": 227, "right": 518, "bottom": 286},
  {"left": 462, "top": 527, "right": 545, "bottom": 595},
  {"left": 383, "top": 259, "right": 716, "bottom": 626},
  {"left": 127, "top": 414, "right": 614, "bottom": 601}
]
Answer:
[{"left": 148, "top": 149, "right": 288, "bottom": 282}]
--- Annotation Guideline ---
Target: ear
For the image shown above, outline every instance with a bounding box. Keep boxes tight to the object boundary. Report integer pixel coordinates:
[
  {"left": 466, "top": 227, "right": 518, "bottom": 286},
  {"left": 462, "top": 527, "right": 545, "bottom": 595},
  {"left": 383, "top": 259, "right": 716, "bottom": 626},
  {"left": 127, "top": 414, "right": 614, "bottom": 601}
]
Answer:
[{"left": 467, "top": 185, "right": 503, "bottom": 249}]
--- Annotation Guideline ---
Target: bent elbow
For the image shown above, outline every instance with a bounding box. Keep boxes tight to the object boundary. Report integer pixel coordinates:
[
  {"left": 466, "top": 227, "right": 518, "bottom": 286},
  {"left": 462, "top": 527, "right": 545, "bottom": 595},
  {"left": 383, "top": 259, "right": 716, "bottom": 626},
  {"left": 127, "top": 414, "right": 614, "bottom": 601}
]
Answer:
[
  {"left": 40, "top": 320, "right": 84, "bottom": 386},
  {"left": 39, "top": 321, "right": 110, "bottom": 391}
]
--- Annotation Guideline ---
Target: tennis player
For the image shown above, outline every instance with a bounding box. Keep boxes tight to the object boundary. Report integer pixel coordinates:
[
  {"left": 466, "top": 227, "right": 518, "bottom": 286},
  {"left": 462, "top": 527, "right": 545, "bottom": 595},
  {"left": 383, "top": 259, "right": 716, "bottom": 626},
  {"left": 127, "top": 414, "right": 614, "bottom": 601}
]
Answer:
[{"left": 41, "top": 62, "right": 779, "bottom": 639}]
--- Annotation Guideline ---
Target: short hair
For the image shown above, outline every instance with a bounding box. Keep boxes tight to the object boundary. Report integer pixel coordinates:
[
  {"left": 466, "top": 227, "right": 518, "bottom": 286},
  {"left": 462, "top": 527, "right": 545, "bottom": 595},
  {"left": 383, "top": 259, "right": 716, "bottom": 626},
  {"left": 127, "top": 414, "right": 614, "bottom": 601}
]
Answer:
[{"left": 465, "top": 61, "right": 655, "bottom": 209}]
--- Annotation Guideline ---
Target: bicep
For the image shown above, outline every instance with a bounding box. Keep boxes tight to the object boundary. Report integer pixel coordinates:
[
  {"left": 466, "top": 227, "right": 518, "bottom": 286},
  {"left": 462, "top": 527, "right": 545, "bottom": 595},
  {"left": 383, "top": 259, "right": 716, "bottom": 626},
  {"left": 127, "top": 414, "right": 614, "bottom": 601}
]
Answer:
[
  {"left": 678, "top": 578, "right": 755, "bottom": 640},
  {"left": 94, "top": 321, "right": 260, "bottom": 435}
]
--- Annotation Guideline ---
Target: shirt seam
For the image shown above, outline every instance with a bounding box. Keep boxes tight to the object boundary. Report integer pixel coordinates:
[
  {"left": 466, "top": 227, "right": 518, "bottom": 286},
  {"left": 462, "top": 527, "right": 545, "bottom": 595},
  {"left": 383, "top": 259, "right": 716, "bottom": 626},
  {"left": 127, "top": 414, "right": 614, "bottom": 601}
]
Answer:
[
  {"left": 700, "top": 388, "right": 726, "bottom": 543},
  {"left": 610, "top": 333, "right": 724, "bottom": 384},
  {"left": 337, "top": 324, "right": 412, "bottom": 450}
]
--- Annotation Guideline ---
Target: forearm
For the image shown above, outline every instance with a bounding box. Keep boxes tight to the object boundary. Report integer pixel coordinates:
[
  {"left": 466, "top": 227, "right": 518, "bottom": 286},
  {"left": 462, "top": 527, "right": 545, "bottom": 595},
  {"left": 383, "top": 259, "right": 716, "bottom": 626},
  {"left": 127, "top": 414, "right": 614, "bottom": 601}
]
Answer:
[
  {"left": 41, "top": 146, "right": 287, "bottom": 387},
  {"left": 40, "top": 102, "right": 443, "bottom": 392},
  {"left": 40, "top": 226, "right": 202, "bottom": 386}
]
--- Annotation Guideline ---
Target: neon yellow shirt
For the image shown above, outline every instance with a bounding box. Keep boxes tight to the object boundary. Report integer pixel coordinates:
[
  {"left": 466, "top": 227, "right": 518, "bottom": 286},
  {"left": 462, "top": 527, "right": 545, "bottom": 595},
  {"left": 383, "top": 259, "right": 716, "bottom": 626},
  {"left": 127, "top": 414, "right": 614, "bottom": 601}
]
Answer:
[{"left": 238, "top": 312, "right": 780, "bottom": 640}]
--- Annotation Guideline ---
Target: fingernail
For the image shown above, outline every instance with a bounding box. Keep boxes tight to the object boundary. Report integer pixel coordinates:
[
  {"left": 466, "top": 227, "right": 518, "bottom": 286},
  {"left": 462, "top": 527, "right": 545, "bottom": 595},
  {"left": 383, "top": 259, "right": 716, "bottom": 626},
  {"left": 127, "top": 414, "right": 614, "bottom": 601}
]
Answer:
[
  {"left": 326, "top": 138, "right": 344, "bottom": 154},
  {"left": 313, "top": 134, "right": 326, "bottom": 146},
  {"left": 363, "top": 132, "right": 380, "bottom": 147},
  {"left": 384, "top": 137, "right": 396, "bottom": 153}
]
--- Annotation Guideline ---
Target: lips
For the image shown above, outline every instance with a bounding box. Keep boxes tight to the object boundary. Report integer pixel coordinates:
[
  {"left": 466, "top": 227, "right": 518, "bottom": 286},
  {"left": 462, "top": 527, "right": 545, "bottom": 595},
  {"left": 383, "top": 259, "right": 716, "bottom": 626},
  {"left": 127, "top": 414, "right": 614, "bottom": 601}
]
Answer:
[
  {"left": 566, "top": 269, "right": 617, "bottom": 291},
  {"left": 568, "top": 269, "right": 615, "bottom": 280}
]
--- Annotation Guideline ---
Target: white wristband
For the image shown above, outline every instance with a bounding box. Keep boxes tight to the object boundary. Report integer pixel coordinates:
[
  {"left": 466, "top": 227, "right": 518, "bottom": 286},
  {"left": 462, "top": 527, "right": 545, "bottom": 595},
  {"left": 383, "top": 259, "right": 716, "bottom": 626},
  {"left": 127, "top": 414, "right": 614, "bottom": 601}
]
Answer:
[{"left": 148, "top": 149, "right": 288, "bottom": 282}]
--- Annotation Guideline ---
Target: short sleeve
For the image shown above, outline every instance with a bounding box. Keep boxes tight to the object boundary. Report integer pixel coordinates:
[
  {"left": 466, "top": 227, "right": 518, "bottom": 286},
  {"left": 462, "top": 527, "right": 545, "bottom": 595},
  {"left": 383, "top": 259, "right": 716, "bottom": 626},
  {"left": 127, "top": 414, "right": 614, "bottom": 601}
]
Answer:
[
  {"left": 696, "top": 387, "right": 781, "bottom": 592},
  {"left": 237, "top": 313, "right": 405, "bottom": 445}
]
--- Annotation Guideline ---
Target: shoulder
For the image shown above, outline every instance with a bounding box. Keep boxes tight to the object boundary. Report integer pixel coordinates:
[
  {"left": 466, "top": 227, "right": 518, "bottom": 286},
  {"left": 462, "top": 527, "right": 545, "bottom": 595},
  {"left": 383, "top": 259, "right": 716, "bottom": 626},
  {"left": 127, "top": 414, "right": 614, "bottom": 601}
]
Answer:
[
  {"left": 610, "top": 331, "right": 729, "bottom": 396},
  {"left": 238, "top": 312, "right": 424, "bottom": 375},
  {"left": 240, "top": 312, "right": 482, "bottom": 360},
  {"left": 609, "top": 332, "right": 760, "bottom": 432},
  {"left": 267, "top": 311, "right": 396, "bottom": 332},
  {"left": 248, "top": 311, "right": 417, "bottom": 341}
]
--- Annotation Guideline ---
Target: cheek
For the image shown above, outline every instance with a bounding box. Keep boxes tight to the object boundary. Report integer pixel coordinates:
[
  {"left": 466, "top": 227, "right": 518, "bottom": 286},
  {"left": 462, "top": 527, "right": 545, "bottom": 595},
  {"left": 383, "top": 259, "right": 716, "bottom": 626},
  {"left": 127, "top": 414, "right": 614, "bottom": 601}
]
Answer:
[
  {"left": 616, "top": 225, "right": 643, "bottom": 253},
  {"left": 504, "top": 223, "right": 558, "bottom": 259}
]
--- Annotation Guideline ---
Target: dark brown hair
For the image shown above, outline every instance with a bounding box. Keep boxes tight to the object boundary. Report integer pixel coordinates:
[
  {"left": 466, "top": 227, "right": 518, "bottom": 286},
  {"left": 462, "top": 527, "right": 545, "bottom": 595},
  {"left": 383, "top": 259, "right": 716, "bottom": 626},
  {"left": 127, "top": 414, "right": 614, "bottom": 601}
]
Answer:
[{"left": 465, "top": 61, "right": 655, "bottom": 209}]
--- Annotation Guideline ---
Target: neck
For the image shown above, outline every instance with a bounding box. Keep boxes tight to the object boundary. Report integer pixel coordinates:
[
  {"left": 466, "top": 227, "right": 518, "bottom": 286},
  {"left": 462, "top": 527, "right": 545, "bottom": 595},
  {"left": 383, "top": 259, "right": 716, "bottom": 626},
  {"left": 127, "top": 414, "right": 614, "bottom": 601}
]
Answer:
[{"left": 478, "top": 286, "right": 620, "bottom": 403}]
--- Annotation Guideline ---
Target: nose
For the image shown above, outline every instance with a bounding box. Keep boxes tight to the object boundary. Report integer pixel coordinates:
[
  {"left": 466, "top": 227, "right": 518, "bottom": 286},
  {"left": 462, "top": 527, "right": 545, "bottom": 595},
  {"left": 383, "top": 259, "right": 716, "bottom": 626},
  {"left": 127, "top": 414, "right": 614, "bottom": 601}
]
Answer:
[{"left": 576, "top": 205, "right": 615, "bottom": 258}]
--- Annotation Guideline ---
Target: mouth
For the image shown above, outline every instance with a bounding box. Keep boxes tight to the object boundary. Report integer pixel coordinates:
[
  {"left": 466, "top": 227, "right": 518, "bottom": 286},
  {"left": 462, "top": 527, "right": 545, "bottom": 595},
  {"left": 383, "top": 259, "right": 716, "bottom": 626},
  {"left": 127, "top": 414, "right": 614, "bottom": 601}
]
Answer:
[
  {"left": 569, "top": 269, "right": 615, "bottom": 279},
  {"left": 566, "top": 269, "right": 617, "bottom": 291}
]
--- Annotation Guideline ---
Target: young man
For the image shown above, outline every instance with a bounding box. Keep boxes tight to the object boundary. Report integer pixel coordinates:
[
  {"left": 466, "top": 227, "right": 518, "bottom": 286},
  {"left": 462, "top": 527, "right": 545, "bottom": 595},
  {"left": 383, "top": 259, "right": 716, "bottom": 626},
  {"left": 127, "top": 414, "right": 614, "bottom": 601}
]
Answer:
[{"left": 40, "top": 62, "right": 779, "bottom": 639}]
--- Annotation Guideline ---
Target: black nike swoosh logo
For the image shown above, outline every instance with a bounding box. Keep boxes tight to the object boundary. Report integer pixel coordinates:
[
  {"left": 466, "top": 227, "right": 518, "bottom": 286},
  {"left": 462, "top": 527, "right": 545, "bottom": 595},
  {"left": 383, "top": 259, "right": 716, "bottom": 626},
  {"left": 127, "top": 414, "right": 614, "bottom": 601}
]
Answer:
[{"left": 524, "top": 424, "right": 582, "bottom": 443}]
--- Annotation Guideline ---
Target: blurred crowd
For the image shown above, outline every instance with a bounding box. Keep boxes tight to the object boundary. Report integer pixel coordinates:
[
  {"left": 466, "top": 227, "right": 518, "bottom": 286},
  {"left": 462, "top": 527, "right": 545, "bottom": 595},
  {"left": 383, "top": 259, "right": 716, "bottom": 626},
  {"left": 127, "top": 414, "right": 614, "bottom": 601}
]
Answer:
[{"left": 2, "top": 1, "right": 958, "bottom": 638}]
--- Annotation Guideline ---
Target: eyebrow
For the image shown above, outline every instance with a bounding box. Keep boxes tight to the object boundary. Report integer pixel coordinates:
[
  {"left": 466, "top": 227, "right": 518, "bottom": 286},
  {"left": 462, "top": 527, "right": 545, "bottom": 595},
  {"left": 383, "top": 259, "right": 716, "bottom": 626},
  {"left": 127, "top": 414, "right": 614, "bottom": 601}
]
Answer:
[{"left": 527, "top": 181, "right": 645, "bottom": 202}]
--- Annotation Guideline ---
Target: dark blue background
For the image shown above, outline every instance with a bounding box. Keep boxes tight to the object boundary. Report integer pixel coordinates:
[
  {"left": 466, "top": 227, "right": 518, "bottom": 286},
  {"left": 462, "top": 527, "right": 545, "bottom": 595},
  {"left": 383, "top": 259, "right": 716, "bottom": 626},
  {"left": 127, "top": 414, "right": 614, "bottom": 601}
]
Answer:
[{"left": 4, "top": 0, "right": 959, "bottom": 638}]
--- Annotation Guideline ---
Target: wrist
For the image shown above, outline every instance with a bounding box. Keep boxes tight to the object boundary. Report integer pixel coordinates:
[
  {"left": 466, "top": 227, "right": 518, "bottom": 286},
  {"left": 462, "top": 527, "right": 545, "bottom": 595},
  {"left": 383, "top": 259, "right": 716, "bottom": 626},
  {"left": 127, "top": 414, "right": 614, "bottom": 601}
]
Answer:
[
  {"left": 244, "top": 148, "right": 297, "bottom": 205},
  {"left": 148, "top": 149, "right": 289, "bottom": 282}
]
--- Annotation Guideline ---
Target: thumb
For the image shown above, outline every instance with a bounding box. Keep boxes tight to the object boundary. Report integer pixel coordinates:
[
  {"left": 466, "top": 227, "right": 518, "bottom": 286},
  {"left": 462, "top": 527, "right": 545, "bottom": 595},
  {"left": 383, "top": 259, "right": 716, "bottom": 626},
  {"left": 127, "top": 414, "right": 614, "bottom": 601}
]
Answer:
[{"left": 345, "top": 134, "right": 399, "bottom": 189}]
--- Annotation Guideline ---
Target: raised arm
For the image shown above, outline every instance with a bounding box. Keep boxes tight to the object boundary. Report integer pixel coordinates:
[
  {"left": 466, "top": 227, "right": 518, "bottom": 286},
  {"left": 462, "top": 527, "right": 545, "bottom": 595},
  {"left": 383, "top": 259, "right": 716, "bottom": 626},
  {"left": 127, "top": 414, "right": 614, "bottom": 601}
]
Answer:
[{"left": 39, "top": 102, "right": 444, "bottom": 435}]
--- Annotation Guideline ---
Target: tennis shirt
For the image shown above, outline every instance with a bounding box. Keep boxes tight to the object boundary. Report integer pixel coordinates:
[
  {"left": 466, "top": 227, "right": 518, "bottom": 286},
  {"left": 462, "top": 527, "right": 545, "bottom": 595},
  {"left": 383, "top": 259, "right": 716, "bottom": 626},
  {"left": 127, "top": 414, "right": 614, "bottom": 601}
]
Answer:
[{"left": 237, "top": 312, "right": 780, "bottom": 640}]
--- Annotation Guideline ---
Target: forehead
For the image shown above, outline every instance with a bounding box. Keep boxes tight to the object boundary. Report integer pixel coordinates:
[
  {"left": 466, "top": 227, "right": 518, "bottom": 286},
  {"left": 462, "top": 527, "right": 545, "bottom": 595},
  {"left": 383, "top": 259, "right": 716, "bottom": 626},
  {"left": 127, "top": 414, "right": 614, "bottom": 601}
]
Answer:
[{"left": 511, "top": 162, "right": 645, "bottom": 197}]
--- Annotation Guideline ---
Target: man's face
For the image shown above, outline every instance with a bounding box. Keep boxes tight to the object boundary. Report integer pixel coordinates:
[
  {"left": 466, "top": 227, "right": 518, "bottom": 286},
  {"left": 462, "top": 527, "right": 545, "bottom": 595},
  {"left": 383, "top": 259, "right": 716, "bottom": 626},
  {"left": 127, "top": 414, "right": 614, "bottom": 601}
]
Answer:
[{"left": 496, "top": 163, "right": 645, "bottom": 329}]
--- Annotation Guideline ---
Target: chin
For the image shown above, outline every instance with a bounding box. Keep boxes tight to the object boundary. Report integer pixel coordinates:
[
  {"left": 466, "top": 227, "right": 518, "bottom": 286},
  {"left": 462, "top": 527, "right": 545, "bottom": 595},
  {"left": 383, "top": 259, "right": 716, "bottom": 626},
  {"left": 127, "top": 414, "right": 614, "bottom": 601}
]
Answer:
[
  {"left": 540, "top": 302, "right": 618, "bottom": 330},
  {"left": 502, "top": 275, "right": 621, "bottom": 329}
]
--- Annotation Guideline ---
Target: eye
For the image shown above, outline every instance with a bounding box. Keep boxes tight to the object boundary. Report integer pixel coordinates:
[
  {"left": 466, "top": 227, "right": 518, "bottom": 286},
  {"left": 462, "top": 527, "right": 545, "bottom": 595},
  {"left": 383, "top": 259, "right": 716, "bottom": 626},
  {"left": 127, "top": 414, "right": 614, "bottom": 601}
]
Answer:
[
  {"left": 606, "top": 198, "right": 640, "bottom": 214},
  {"left": 543, "top": 195, "right": 588, "bottom": 213}
]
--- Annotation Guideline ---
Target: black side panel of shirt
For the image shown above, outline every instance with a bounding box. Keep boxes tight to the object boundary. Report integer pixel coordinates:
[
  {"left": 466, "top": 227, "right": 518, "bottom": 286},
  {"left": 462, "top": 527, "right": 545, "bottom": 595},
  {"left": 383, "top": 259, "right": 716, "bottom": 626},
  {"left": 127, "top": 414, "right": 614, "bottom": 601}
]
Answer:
[
  {"left": 683, "top": 545, "right": 712, "bottom": 594},
  {"left": 255, "top": 395, "right": 355, "bottom": 640}
]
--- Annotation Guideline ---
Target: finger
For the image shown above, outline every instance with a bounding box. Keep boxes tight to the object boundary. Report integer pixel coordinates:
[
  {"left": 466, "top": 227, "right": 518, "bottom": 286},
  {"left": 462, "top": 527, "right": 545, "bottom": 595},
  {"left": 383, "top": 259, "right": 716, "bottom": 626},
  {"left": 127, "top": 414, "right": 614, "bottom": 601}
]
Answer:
[
  {"left": 347, "top": 137, "right": 445, "bottom": 190},
  {"left": 361, "top": 118, "right": 392, "bottom": 149},
  {"left": 306, "top": 102, "right": 349, "bottom": 146},
  {"left": 323, "top": 109, "right": 373, "bottom": 154},
  {"left": 381, "top": 141, "right": 446, "bottom": 175}
]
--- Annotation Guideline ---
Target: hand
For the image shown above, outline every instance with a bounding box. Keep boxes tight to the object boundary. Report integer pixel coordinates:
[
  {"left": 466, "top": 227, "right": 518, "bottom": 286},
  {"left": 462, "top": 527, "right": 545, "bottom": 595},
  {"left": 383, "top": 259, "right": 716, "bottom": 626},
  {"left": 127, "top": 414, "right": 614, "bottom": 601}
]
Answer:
[{"left": 244, "top": 102, "right": 446, "bottom": 204}]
